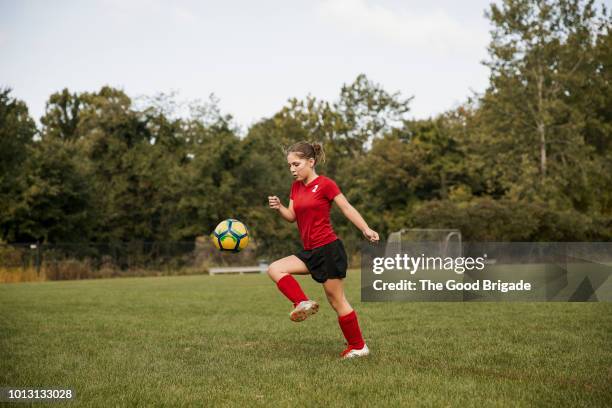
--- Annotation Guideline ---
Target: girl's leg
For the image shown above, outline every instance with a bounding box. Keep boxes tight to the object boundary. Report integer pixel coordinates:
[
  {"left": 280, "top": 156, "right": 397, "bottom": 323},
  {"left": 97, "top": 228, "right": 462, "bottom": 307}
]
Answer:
[
  {"left": 323, "top": 279, "right": 367, "bottom": 355},
  {"left": 322, "top": 278, "right": 353, "bottom": 316},
  {"left": 266, "top": 255, "right": 309, "bottom": 283},
  {"left": 268, "top": 256, "right": 318, "bottom": 321}
]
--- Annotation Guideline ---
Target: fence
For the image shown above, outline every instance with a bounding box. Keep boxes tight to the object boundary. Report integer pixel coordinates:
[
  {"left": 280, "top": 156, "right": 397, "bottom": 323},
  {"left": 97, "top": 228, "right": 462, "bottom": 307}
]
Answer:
[
  {"left": 0, "top": 235, "right": 365, "bottom": 283},
  {"left": 0, "top": 237, "right": 260, "bottom": 282}
]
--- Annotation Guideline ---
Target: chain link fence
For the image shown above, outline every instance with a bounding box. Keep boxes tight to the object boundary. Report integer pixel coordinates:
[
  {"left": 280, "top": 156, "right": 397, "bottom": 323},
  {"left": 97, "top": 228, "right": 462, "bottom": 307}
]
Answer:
[{"left": 1, "top": 235, "right": 366, "bottom": 283}]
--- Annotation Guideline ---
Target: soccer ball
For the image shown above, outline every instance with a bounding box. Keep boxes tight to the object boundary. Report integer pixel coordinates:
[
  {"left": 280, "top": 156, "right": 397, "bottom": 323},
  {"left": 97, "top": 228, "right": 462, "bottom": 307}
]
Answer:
[{"left": 212, "top": 219, "right": 249, "bottom": 252}]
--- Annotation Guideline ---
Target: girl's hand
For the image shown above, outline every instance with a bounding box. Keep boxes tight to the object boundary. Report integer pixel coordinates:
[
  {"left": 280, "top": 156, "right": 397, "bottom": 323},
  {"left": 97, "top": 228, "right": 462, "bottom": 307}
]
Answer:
[
  {"left": 363, "top": 228, "right": 379, "bottom": 243},
  {"left": 268, "top": 196, "right": 281, "bottom": 210}
]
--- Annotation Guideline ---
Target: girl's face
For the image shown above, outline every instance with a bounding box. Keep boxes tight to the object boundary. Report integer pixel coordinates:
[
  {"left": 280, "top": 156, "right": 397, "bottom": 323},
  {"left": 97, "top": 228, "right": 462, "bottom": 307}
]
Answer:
[{"left": 287, "top": 152, "right": 314, "bottom": 181}]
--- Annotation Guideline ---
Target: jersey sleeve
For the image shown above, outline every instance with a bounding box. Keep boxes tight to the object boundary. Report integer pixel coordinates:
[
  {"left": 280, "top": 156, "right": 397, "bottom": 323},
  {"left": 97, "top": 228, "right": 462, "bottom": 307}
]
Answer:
[
  {"left": 323, "top": 178, "right": 341, "bottom": 201},
  {"left": 289, "top": 182, "right": 296, "bottom": 200}
]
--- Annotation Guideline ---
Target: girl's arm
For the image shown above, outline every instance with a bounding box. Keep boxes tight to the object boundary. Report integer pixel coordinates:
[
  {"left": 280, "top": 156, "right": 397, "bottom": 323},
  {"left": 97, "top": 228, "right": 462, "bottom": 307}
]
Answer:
[
  {"left": 333, "top": 194, "right": 379, "bottom": 242},
  {"left": 268, "top": 196, "right": 296, "bottom": 223}
]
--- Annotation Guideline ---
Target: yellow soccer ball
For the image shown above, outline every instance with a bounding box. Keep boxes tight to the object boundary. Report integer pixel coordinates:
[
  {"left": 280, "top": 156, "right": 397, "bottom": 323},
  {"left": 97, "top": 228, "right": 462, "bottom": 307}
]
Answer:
[{"left": 212, "top": 219, "right": 250, "bottom": 252}]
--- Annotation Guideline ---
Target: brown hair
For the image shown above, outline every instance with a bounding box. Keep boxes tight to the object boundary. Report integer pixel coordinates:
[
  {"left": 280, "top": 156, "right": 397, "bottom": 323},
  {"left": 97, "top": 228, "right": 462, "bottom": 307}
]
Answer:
[{"left": 285, "top": 141, "right": 326, "bottom": 165}]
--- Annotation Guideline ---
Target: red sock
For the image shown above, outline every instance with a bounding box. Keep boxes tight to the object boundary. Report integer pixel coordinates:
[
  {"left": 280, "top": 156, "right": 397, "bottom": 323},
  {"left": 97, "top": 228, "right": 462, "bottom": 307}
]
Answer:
[
  {"left": 276, "top": 275, "right": 308, "bottom": 307},
  {"left": 338, "top": 310, "right": 365, "bottom": 349}
]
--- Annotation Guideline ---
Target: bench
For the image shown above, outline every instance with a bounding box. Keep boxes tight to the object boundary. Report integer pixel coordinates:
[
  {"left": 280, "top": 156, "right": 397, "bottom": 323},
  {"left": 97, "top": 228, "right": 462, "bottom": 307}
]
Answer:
[{"left": 209, "top": 265, "right": 268, "bottom": 275}]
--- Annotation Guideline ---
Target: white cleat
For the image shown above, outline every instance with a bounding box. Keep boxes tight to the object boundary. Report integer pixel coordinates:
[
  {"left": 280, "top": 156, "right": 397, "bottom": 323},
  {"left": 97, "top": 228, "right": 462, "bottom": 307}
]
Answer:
[
  {"left": 289, "top": 300, "right": 319, "bottom": 322},
  {"left": 341, "top": 344, "right": 370, "bottom": 359}
]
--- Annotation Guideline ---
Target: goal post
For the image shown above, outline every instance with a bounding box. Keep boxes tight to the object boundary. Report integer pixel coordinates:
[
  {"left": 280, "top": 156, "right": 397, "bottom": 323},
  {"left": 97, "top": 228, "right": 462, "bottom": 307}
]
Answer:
[{"left": 387, "top": 228, "right": 463, "bottom": 258}]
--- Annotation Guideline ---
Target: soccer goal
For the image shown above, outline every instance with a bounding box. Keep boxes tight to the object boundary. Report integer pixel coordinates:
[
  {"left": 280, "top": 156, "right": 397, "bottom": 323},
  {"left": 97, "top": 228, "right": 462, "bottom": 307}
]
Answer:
[{"left": 386, "top": 228, "right": 463, "bottom": 258}]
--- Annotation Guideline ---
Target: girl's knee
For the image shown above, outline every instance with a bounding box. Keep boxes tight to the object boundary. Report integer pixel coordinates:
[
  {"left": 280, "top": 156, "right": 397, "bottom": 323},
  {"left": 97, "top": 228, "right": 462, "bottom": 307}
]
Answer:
[
  {"left": 326, "top": 293, "right": 348, "bottom": 311},
  {"left": 267, "top": 262, "right": 286, "bottom": 282},
  {"left": 328, "top": 300, "right": 352, "bottom": 316}
]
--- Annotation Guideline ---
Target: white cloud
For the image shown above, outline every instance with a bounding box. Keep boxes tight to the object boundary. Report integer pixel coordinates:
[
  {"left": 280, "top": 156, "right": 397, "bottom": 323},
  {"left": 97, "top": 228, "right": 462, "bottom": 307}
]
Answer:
[
  {"left": 102, "top": 0, "right": 197, "bottom": 24},
  {"left": 173, "top": 5, "right": 197, "bottom": 23},
  {"left": 316, "top": 0, "right": 486, "bottom": 55}
]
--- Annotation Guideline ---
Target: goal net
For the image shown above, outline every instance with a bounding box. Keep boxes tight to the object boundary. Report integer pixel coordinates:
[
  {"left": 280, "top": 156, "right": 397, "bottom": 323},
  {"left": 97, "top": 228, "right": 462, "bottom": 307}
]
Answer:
[{"left": 386, "top": 228, "right": 462, "bottom": 258}]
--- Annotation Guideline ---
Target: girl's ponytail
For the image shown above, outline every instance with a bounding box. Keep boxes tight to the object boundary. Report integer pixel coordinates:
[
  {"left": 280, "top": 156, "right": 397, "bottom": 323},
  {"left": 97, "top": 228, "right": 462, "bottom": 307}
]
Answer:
[{"left": 311, "top": 142, "right": 326, "bottom": 165}]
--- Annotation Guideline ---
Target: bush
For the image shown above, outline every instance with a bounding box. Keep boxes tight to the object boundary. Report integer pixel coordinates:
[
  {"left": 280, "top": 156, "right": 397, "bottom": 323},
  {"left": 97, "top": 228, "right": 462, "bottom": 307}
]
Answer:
[{"left": 409, "top": 197, "right": 606, "bottom": 241}]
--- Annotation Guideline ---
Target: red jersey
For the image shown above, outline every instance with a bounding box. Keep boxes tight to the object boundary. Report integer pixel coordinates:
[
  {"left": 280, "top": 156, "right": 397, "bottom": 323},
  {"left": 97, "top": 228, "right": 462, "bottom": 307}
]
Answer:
[{"left": 290, "top": 175, "right": 342, "bottom": 250}]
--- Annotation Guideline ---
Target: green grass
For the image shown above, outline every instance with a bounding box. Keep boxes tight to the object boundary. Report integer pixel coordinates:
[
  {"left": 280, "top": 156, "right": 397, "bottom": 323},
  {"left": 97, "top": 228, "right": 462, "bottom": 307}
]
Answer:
[{"left": 1, "top": 272, "right": 611, "bottom": 407}]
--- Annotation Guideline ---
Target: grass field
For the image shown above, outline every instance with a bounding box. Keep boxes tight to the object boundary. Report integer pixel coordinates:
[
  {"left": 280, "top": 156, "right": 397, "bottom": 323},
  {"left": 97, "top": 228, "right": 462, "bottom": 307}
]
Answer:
[{"left": 1, "top": 271, "right": 611, "bottom": 407}]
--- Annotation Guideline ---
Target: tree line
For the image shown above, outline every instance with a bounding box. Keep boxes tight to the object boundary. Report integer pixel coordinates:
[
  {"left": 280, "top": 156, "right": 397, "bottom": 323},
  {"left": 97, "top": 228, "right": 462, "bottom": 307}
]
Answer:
[{"left": 1, "top": 0, "right": 610, "bottom": 259}]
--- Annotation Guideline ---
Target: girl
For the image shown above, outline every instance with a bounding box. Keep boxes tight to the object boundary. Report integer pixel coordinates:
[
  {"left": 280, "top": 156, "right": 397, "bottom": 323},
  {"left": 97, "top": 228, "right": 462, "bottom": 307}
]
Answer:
[{"left": 267, "top": 141, "right": 379, "bottom": 359}]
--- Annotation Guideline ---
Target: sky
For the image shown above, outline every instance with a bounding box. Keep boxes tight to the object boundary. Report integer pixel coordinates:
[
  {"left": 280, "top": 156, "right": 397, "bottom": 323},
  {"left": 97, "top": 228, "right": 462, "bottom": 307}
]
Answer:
[{"left": 1, "top": 0, "right": 501, "bottom": 129}]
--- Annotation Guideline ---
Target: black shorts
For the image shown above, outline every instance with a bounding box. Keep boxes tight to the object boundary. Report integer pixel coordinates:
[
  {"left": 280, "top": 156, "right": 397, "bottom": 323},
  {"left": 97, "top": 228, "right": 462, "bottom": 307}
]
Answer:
[{"left": 295, "top": 239, "right": 348, "bottom": 283}]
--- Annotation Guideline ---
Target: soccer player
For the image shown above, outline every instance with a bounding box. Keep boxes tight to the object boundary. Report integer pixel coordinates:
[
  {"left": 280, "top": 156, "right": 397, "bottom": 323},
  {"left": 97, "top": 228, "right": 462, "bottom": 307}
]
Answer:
[{"left": 268, "top": 141, "right": 379, "bottom": 359}]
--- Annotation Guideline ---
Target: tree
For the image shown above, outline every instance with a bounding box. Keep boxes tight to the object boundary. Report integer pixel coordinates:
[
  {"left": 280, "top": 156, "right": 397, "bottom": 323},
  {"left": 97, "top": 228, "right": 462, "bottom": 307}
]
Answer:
[
  {"left": 74, "top": 87, "right": 155, "bottom": 242},
  {"left": 0, "top": 89, "right": 37, "bottom": 241},
  {"left": 477, "top": 0, "right": 610, "bottom": 210},
  {"left": 17, "top": 138, "right": 94, "bottom": 243},
  {"left": 40, "top": 89, "right": 82, "bottom": 141},
  {"left": 278, "top": 74, "right": 413, "bottom": 178},
  {"left": 235, "top": 116, "right": 308, "bottom": 256},
  {"left": 172, "top": 118, "right": 244, "bottom": 241},
  {"left": 335, "top": 74, "right": 413, "bottom": 157}
]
